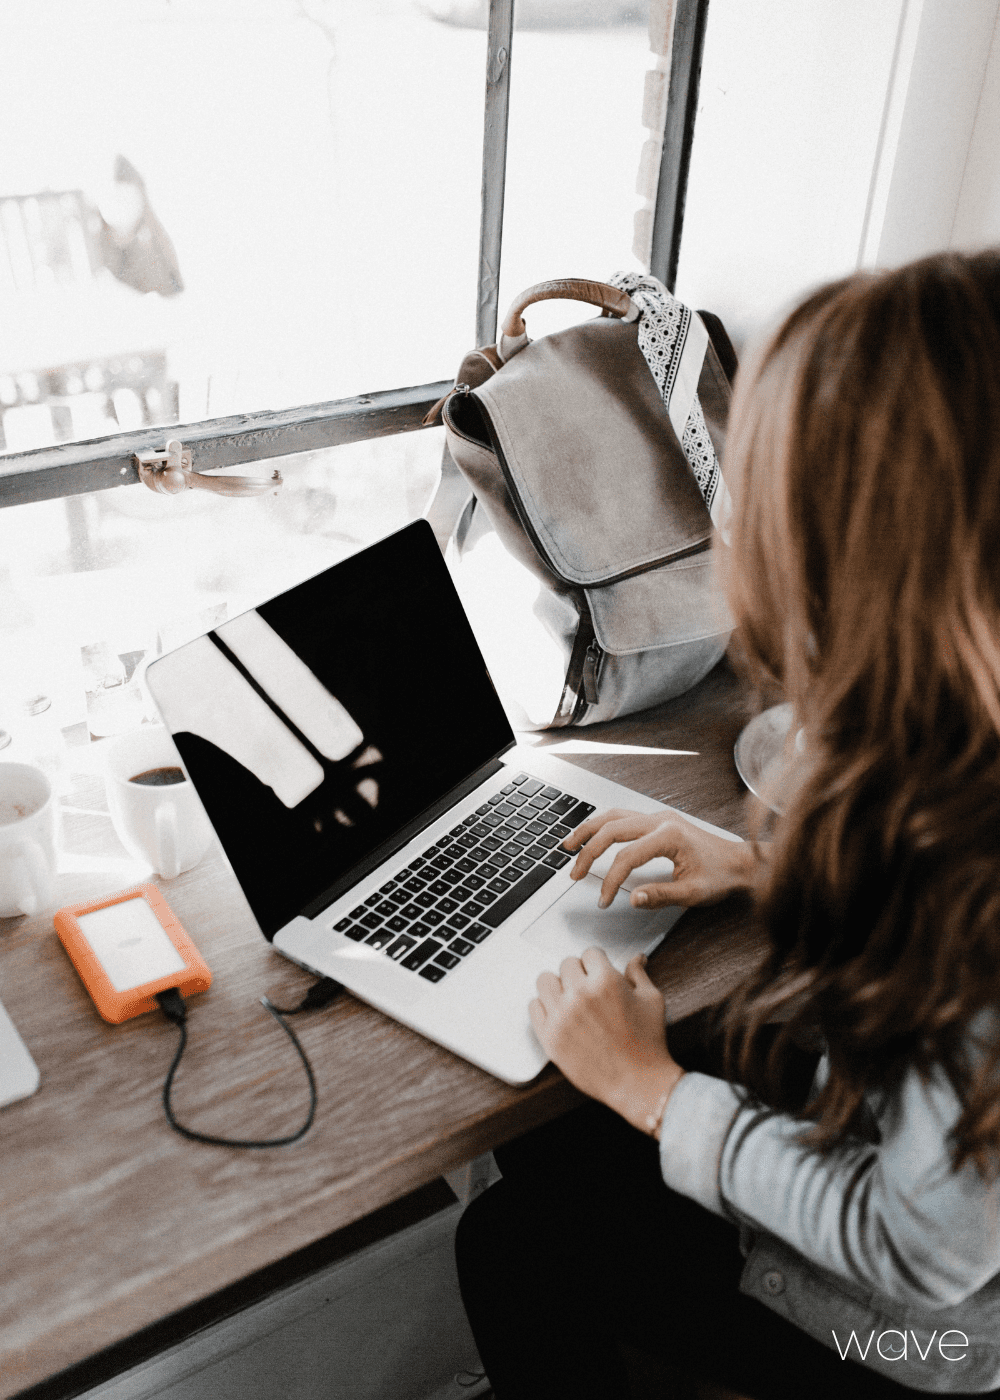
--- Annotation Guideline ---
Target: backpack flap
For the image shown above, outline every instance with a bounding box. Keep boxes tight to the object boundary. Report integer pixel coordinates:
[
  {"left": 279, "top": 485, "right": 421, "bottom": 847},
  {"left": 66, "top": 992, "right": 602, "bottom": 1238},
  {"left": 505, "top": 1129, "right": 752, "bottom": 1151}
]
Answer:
[{"left": 473, "top": 315, "right": 712, "bottom": 586}]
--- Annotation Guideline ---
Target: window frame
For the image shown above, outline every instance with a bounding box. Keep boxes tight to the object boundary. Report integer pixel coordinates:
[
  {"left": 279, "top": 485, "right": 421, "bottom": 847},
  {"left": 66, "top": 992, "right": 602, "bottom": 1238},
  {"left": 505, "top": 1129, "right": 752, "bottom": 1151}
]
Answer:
[{"left": 0, "top": 0, "right": 708, "bottom": 512}]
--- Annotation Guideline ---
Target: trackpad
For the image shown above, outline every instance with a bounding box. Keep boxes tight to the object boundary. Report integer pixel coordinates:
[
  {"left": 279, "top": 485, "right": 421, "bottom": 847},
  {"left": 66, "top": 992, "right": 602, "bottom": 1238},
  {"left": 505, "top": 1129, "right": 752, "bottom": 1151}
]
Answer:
[{"left": 521, "top": 875, "right": 682, "bottom": 970}]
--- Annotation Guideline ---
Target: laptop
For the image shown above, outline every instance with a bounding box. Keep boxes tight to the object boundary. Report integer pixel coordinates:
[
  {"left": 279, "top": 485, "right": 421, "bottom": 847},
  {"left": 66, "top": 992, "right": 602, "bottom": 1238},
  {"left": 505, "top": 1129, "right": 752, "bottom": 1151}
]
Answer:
[{"left": 145, "top": 519, "right": 740, "bottom": 1084}]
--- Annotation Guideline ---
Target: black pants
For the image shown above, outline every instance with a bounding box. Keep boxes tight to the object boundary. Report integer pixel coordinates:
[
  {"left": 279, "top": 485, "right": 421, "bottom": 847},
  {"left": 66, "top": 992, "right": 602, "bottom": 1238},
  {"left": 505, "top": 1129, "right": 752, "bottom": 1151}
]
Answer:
[{"left": 455, "top": 1101, "right": 997, "bottom": 1400}]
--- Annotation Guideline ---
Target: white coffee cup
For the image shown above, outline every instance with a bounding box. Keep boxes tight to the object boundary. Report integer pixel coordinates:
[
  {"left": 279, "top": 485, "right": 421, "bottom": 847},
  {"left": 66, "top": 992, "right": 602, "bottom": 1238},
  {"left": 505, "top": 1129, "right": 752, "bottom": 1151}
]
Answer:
[
  {"left": 0, "top": 764, "right": 58, "bottom": 918},
  {"left": 103, "top": 727, "right": 213, "bottom": 879}
]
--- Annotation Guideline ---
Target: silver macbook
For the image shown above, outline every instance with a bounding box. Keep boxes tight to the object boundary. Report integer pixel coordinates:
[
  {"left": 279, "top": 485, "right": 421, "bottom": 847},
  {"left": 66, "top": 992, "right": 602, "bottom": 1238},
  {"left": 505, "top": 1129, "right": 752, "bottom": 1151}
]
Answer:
[{"left": 145, "top": 519, "right": 739, "bottom": 1084}]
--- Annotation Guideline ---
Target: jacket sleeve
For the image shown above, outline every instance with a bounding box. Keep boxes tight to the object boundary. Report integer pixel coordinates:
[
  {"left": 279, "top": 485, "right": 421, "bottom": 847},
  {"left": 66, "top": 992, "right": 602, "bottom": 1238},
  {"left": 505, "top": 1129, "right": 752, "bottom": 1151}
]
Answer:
[{"left": 657, "top": 1065, "right": 1000, "bottom": 1310}]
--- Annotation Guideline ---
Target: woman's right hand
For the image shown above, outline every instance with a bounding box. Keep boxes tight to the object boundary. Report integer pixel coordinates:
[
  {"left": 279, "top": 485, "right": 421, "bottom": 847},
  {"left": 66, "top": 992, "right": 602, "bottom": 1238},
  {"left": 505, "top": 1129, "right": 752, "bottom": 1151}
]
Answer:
[{"left": 563, "top": 808, "right": 760, "bottom": 910}]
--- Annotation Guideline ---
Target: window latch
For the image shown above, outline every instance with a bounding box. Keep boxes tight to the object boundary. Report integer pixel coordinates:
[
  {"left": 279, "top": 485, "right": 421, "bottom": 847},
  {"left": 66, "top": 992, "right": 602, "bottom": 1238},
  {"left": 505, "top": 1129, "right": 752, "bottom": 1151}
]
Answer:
[{"left": 134, "top": 440, "right": 283, "bottom": 498}]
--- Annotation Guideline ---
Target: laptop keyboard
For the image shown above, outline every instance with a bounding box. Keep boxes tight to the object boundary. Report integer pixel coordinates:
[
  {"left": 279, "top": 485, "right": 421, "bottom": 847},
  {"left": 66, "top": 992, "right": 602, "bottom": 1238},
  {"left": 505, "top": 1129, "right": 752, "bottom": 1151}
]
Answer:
[{"left": 332, "top": 773, "right": 595, "bottom": 984}]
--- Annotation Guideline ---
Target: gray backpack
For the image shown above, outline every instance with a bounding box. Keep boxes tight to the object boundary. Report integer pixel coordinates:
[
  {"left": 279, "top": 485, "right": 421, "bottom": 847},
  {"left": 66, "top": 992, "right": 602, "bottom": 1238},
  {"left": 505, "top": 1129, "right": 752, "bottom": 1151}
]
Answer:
[{"left": 428, "top": 274, "right": 735, "bottom": 730}]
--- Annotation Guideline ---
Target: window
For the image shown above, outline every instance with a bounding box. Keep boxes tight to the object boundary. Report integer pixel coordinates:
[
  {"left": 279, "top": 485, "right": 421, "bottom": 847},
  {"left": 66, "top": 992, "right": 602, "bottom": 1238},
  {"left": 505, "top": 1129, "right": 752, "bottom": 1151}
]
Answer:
[{"left": 0, "top": 0, "right": 704, "bottom": 737}]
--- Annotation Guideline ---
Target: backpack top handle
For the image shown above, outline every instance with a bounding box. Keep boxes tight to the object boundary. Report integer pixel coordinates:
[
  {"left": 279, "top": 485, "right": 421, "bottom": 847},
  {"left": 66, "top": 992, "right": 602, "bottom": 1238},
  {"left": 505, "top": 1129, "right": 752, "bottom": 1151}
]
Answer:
[{"left": 498, "top": 279, "right": 640, "bottom": 362}]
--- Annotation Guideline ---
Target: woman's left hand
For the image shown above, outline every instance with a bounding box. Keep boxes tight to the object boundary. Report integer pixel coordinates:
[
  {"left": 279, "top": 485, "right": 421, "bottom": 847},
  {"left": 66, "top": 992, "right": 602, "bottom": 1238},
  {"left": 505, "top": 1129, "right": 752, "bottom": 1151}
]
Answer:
[{"left": 528, "top": 948, "right": 684, "bottom": 1135}]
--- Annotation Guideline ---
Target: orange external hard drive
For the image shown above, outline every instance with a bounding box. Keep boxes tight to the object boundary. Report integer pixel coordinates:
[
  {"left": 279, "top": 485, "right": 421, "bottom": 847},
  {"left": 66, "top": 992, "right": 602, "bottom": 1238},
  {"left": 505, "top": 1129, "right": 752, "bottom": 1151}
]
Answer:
[{"left": 54, "top": 884, "right": 212, "bottom": 1024}]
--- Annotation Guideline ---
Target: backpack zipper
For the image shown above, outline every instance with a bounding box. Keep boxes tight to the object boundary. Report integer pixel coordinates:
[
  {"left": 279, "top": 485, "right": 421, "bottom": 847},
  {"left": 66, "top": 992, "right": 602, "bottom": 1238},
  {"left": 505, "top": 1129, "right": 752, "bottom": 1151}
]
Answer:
[{"left": 581, "top": 640, "right": 604, "bottom": 706}]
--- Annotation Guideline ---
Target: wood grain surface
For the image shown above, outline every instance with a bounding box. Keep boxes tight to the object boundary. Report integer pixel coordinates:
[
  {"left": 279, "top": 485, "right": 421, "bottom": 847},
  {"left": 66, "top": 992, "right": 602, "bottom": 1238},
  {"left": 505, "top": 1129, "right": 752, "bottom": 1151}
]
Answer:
[{"left": 0, "top": 658, "right": 765, "bottom": 1397}]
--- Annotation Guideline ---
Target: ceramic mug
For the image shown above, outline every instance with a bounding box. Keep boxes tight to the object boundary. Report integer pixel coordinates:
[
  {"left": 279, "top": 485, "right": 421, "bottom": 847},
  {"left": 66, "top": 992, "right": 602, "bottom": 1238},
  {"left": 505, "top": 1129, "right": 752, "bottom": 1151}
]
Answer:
[
  {"left": 0, "top": 764, "right": 58, "bottom": 918},
  {"left": 103, "top": 727, "right": 213, "bottom": 879}
]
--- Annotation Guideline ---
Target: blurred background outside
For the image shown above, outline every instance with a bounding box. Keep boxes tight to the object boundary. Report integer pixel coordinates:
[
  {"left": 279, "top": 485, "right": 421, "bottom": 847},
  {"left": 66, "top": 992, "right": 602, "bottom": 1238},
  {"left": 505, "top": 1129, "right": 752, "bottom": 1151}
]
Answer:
[{"left": 0, "top": 0, "right": 650, "bottom": 742}]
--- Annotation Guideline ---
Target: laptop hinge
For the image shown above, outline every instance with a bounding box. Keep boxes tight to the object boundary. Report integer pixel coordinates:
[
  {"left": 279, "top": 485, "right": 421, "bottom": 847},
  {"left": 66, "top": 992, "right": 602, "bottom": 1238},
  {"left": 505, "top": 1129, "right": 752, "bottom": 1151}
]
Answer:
[{"left": 296, "top": 749, "right": 513, "bottom": 926}]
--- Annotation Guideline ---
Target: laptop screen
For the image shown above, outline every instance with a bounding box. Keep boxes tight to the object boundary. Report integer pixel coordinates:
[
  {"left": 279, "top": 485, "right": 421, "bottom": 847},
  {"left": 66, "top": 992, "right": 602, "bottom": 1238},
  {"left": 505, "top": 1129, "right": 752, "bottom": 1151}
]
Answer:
[{"left": 146, "top": 520, "right": 515, "bottom": 938}]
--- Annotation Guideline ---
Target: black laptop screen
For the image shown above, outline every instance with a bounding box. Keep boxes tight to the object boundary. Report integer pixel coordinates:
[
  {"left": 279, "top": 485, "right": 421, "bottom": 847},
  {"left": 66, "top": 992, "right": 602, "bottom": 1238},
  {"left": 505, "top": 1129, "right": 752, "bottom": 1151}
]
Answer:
[{"left": 147, "top": 520, "right": 515, "bottom": 938}]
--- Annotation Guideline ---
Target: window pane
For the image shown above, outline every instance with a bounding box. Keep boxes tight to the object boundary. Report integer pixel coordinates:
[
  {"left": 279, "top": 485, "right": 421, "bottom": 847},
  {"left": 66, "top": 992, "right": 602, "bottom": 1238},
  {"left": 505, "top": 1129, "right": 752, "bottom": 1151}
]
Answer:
[
  {"left": 674, "top": 0, "right": 905, "bottom": 348},
  {"left": 0, "top": 429, "right": 442, "bottom": 739},
  {"left": 495, "top": 2, "right": 649, "bottom": 342},
  {"left": 0, "top": 0, "right": 484, "bottom": 455}
]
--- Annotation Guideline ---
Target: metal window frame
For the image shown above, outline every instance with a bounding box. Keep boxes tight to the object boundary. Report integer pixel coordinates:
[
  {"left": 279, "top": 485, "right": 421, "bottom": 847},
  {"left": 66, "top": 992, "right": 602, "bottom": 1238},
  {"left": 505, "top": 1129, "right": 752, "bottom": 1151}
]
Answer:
[{"left": 0, "top": 0, "right": 704, "bottom": 511}]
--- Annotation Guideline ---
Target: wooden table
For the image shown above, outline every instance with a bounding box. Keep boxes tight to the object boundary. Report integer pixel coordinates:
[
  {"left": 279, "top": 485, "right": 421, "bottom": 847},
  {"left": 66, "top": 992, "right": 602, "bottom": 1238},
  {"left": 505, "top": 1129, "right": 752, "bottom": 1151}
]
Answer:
[{"left": 0, "top": 658, "right": 764, "bottom": 1400}]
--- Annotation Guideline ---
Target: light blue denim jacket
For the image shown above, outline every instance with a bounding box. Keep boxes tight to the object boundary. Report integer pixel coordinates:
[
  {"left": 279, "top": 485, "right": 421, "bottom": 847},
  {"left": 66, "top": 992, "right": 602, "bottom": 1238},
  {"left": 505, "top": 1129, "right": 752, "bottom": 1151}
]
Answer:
[{"left": 658, "top": 1059, "right": 1000, "bottom": 1393}]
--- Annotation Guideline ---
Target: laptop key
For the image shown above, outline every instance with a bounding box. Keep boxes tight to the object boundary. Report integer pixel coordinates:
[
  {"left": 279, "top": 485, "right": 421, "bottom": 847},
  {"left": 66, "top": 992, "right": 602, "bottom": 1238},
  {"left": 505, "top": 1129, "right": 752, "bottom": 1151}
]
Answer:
[
  {"left": 456, "top": 832, "right": 479, "bottom": 849},
  {"left": 563, "top": 801, "right": 597, "bottom": 829},
  {"left": 501, "top": 782, "right": 517, "bottom": 794},
  {"left": 428, "top": 880, "right": 451, "bottom": 897},
  {"left": 482, "top": 835, "right": 503, "bottom": 852},
  {"left": 552, "top": 824, "right": 572, "bottom": 840},
  {"left": 334, "top": 915, "right": 353, "bottom": 932},
  {"left": 513, "top": 855, "right": 535, "bottom": 872},
  {"left": 463, "top": 902, "right": 485, "bottom": 919},
  {"left": 536, "top": 811, "right": 558, "bottom": 826},
  {"left": 494, "top": 802, "right": 515, "bottom": 818},
  {"left": 441, "top": 868, "right": 464, "bottom": 886},
  {"left": 507, "top": 815, "right": 528, "bottom": 831},
  {"left": 481, "top": 813, "right": 503, "bottom": 828},
  {"left": 544, "top": 850, "right": 572, "bottom": 869},
  {"left": 453, "top": 884, "right": 477, "bottom": 902},
  {"left": 519, "top": 779, "right": 544, "bottom": 797},
  {"left": 386, "top": 934, "right": 416, "bottom": 960},
  {"left": 525, "top": 845, "right": 549, "bottom": 862},
  {"left": 483, "top": 863, "right": 557, "bottom": 928},
  {"left": 419, "top": 963, "right": 447, "bottom": 983},
  {"left": 455, "top": 857, "right": 477, "bottom": 874},
  {"left": 365, "top": 927, "right": 396, "bottom": 949},
  {"left": 541, "top": 785, "right": 561, "bottom": 800},
  {"left": 527, "top": 795, "right": 549, "bottom": 810},
  {"left": 437, "top": 897, "right": 459, "bottom": 915},
  {"left": 506, "top": 793, "right": 527, "bottom": 807},
  {"left": 402, "top": 938, "right": 443, "bottom": 971},
  {"left": 424, "top": 909, "right": 445, "bottom": 926},
  {"left": 403, "top": 877, "right": 427, "bottom": 894},
  {"left": 364, "top": 893, "right": 382, "bottom": 907},
  {"left": 465, "top": 923, "right": 492, "bottom": 943},
  {"left": 375, "top": 900, "right": 400, "bottom": 917},
  {"left": 434, "top": 950, "right": 461, "bottom": 970},
  {"left": 470, "top": 823, "right": 492, "bottom": 838},
  {"left": 512, "top": 831, "right": 534, "bottom": 847},
  {"left": 487, "top": 876, "right": 512, "bottom": 894},
  {"left": 399, "top": 903, "right": 423, "bottom": 921},
  {"left": 410, "top": 922, "right": 432, "bottom": 939},
  {"left": 443, "top": 842, "right": 466, "bottom": 859},
  {"left": 416, "top": 891, "right": 436, "bottom": 908},
  {"left": 449, "top": 936, "right": 474, "bottom": 955},
  {"left": 379, "top": 879, "right": 400, "bottom": 894},
  {"left": 430, "top": 856, "right": 453, "bottom": 873},
  {"left": 464, "top": 872, "right": 485, "bottom": 890},
  {"left": 475, "top": 803, "right": 492, "bottom": 815},
  {"left": 549, "top": 795, "right": 576, "bottom": 816},
  {"left": 538, "top": 833, "right": 559, "bottom": 849},
  {"left": 446, "top": 913, "right": 470, "bottom": 931},
  {"left": 360, "top": 913, "right": 383, "bottom": 930},
  {"left": 349, "top": 904, "right": 367, "bottom": 919},
  {"left": 501, "top": 841, "right": 522, "bottom": 857},
  {"left": 473, "top": 888, "right": 497, "bottom": 906},
  {"left": 510, "top": 773, "right": 529, "bottom": 785},
  {"left": 340, "top": 924, "right": 366, "bottom": 942},
  {"left": 526, "top": 820, "right": 547, "bottom": 836}
]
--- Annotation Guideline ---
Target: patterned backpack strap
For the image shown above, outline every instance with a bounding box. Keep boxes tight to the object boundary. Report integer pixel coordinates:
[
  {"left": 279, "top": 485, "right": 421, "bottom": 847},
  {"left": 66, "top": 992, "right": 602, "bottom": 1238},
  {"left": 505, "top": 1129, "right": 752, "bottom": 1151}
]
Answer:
[{"left": 607, "top": 271, "right": 733, "bottom": 537}]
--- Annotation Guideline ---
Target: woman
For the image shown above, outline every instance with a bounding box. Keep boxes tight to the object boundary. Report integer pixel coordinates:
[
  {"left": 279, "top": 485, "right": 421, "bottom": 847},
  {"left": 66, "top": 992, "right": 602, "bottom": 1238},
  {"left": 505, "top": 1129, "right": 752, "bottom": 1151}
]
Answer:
[{"left": 455, "top": 251, "right": 1000, "bottom": 1398}]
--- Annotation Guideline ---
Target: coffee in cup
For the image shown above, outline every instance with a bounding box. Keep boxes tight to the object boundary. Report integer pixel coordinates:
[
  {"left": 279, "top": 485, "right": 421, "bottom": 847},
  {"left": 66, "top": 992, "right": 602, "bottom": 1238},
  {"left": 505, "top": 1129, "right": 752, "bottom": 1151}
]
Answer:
[{"left": 104, "top": 728, "right": 212, "bottom": 879}]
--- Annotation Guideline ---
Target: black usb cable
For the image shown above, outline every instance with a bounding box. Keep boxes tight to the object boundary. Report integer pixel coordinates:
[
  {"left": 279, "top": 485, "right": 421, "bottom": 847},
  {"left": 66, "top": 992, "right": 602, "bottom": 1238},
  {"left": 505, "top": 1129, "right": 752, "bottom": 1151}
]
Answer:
[{"left": 155, "top": 977, "right": 343, "bottom": 1148}]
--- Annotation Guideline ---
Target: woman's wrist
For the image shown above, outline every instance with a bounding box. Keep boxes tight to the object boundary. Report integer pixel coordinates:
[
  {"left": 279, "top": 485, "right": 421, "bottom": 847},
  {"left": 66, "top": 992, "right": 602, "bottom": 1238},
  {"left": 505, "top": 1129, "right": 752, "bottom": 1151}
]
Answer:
[
  {"left": 731, "top": 840, "right": 764, "bottom": 893},
  {"left": 611, "top": 1062, "right": 685, "bottom": 1138}
]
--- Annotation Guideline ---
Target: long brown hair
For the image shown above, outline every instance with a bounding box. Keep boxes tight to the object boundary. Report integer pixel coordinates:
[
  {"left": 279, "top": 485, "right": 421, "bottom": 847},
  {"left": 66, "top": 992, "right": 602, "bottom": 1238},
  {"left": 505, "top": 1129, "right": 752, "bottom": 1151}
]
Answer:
[{"left": 721, "top": 250, "right": 1000, "bottom": 1177}]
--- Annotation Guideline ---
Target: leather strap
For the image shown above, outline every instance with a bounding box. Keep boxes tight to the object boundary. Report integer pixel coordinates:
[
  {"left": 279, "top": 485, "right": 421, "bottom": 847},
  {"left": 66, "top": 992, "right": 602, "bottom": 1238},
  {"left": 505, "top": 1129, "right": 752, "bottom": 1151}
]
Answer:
[{"left": 500, "top": 279, "right": 638, "bottom": 339}]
